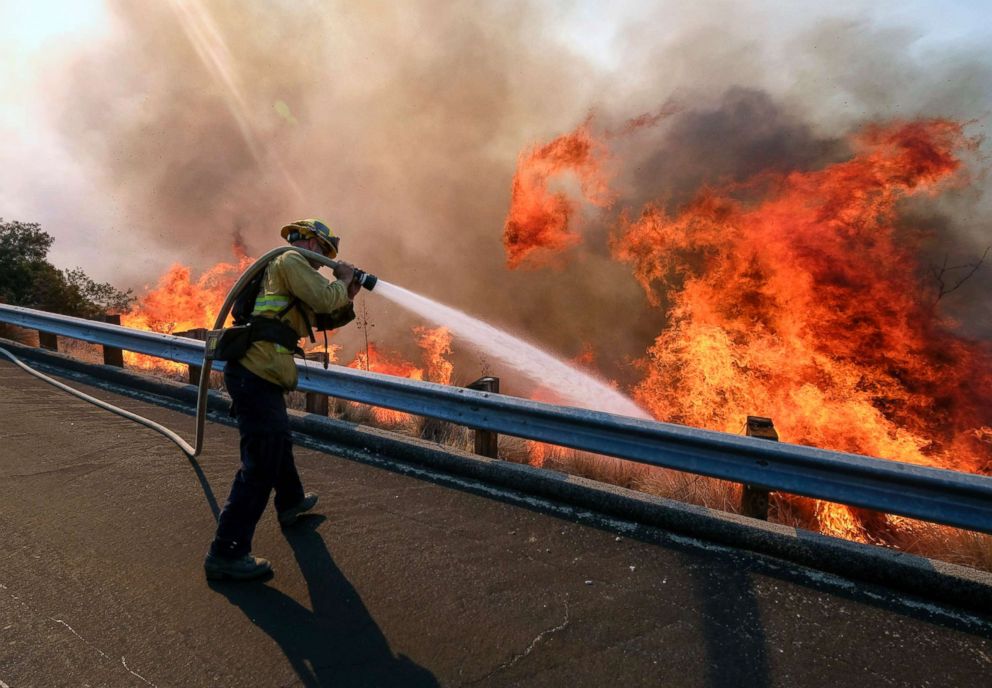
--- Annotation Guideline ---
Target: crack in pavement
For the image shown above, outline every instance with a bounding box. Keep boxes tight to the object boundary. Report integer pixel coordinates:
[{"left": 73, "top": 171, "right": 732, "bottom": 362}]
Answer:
[
  {"left": 467, "top": 595, "right": 571, "bottom": 685},
  {"left": 121, "top": 656, "right": 156, "bottom": 686},
  {"left": 2, "top": 462, "right": 114, "bottom": 480},
  {"left": 49, "top": 618, "right": 158, "bottom": 687}
]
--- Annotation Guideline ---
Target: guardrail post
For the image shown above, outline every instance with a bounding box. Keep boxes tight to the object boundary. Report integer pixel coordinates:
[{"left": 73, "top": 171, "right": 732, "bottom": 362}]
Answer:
[
  {"left": 38, "top": 330, "right": 58, "bottom": 351},
  {"left": 304, "top": 352, "right": 330, "bottom": 415},
  {"left": 467, "top": 376, "right": 500, "bottom": 458},
  {"left": 101, "top": 314, "right": 124, "bottom": 367},
  {"left": 174, "top": 328, "right": 208, "bottom": 385},
  {"left": 741, "top": 416, "right": 777, "bottom": 520}
]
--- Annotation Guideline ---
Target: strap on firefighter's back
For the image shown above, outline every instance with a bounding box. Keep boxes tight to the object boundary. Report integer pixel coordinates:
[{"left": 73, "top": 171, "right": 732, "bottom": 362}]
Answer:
[
  {"left": 206, "top": 315, "right": 303, "bottom": 362},
  {"left": 207, "top": 296, "right": 305, "bottom": 362},
  {"left": 248, "top": 315, "right": 303, "bottom": 354},
  {"left": 251, "top": 292, "right": 314, "bottom": 354}
]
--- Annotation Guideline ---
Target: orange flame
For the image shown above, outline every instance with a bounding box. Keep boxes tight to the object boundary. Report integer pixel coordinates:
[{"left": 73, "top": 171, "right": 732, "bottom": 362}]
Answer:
[
  {"left": 349, "top": 342, "right": 424, "bottom": 380},
  {"left": 572, "top": 343, "right": 597, "bottom": 370},
  {"left": 608, "top": 119, "right": 991, "bottom": 539},
  {"left": 505, "top": 117, "right": 991, "bottom": 540},
  {"left": 348, "top": 343, "right": 424, "bottom": 424},
  {"left": 121, "top": 243, "right": 253, "bottom": 372},
  {"left": 347, "top": 330, "right": 456, "bottom": 425},
  {"left": 415, "top": 326, "right": 453, "bottom": 385},
  {"left": 502, "top": 119, "right": 614, "bottom": 268}
]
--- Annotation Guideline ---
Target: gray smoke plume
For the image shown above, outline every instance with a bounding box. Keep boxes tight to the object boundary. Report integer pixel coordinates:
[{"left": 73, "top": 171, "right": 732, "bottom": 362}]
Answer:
[{"left": 48, "top": 1, "right": 992, "bottom": 389}]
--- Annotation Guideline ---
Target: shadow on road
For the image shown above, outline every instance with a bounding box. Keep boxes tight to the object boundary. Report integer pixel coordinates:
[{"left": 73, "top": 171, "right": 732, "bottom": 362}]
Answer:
[
  {"left": 691, "top": 563, "right": 770, "bottom": 688},
  {"left": 185, "top": 454, "right": 221, "bottom": 521},
  {"left": 209, "top": 515, "right": 438, "bottom": 688}
]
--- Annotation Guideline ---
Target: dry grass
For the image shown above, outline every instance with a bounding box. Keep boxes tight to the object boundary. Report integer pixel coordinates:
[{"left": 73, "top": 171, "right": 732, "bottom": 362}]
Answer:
[
  {"left": 0, "top": 324, "right": 39, "bottom": 347},
  {"left": 56, "top": 338, "right": 105, "bottom": 366},
  {"left": 547, "top": 450, "right": 647, "bottom": 491},
  {"left": 495, "top": 434, "right": 531, "bottom": 464},
  {"left": 883, "top": 518, "right": 992, "bottom": 572},
  {"left": 417, "top": 416, "right": 472, "bottom": 451},
  {"left": 636, "top": 467, "right": 742, "bottom": 513},
  {"left": 285, "top": 390, "right": 308, "bottom": 411}
]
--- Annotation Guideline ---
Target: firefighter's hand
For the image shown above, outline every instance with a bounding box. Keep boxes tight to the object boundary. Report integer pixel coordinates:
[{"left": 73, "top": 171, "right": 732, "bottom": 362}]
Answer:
[
  {"left": 333, "top": 261, "right": 355, "bottom": 284},
  {"left": 347, "top": 279, "right": 361, "bottom": 300}
]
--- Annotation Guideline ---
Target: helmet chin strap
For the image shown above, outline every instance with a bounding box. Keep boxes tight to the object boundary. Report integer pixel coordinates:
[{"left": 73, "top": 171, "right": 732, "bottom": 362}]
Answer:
[{"left": 288, "top": 234, "right": 335, "bottom": 258}]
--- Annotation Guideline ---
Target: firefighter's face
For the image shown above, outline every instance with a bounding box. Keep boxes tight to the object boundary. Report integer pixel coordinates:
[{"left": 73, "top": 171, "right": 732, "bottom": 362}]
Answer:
[{"left": 309, "top": 237, "right": 332, "bottom": 257}]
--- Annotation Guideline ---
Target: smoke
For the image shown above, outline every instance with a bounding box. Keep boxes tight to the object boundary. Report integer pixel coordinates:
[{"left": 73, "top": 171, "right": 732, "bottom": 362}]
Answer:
[
  {"left": 779, "top": 18, "right": 992, "bottom": 335},
  {"left": 613, "top": 88, "right": 850, "bottom": 211},
  {"left": 44, "top": 1, "right": 992, "bottom": 387}
]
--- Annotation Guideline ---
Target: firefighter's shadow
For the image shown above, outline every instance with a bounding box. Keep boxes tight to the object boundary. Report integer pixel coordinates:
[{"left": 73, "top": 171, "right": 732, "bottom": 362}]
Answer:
[{"left": 209, "top": 516, "right": 438, "bottom": 688}]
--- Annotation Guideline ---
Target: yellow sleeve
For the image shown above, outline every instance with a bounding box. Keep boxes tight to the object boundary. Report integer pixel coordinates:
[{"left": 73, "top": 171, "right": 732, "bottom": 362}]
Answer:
[{"left": 278, "top": 251, "right": 351, "bottom": 314}]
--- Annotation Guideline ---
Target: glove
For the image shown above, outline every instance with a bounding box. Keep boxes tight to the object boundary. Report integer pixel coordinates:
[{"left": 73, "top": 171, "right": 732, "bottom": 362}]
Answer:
[
  {"left": 333, "top": 260, "right": 356, "bottom": 283},
  {"left": 347, "top": 277, "right": 361, "bottom": 300}
]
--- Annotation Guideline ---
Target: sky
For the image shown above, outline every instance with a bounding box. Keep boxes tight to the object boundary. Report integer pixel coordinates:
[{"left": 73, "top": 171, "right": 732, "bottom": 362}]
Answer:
[
  {"left": 0, "top": 0, "right": 122, "bottom": 274},
  {"left": 0, "top": 0, "right": 992, "bottom": 286},
  {"left": 0, "top": 0, "right": 990, "bottom": 302}
]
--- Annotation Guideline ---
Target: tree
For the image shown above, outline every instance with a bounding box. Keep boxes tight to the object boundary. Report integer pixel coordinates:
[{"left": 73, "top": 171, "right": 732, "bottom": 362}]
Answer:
[
  {"left": 63, "top": 267, "right": 135, "bottom": 315},
  {"left": 0, "top": 218, "right": 134, "bottom": 317}
]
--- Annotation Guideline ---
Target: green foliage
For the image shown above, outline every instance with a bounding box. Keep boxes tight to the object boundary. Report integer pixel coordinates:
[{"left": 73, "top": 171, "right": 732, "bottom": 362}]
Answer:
[
  {"left": 0, "top": 218, "right": 134, "bottom": 318},
  {"left": 62, "top": 267, "right": 135, "bottom": 315}
]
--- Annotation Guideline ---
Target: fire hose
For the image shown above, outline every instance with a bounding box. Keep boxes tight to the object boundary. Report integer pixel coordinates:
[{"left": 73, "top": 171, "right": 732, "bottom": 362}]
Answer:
[{"left": 0, "top": 245, "right": 377, "bottom": 458}]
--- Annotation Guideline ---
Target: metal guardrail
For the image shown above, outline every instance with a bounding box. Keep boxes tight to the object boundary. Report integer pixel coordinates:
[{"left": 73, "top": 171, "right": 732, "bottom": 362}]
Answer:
[{"left": 2, "top": 302, "right": 992, "bottom": 535}]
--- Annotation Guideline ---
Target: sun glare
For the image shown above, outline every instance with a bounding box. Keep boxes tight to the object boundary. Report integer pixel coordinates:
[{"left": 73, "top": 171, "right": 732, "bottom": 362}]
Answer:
[{"left": 0, "top": 0, "right": 110, "bottom": 52}]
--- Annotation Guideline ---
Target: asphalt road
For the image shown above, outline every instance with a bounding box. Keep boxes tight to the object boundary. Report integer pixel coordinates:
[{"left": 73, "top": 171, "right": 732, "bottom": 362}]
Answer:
[{"left": 1, "top": 359, "right": 991, "bottom": 687}]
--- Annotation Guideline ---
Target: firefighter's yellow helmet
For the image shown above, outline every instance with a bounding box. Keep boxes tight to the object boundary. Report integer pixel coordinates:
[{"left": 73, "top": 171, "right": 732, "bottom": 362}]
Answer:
[{"left": 280, "top": 218, "right": 339, "bottom": 258}]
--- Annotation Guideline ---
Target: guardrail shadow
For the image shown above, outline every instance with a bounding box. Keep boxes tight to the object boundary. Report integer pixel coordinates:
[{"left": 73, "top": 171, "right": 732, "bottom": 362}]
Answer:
[
  {"left": 209, "top": 515, "right": 438, "bottom": 688},
  {"left": 690, "top": 562, "right": 770, "bottom": 688}
]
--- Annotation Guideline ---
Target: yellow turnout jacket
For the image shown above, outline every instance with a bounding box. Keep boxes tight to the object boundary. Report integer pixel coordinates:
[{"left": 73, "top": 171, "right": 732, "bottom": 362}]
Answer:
[{"left": 240, "top": 250, "right": 350, "bottom": 390}]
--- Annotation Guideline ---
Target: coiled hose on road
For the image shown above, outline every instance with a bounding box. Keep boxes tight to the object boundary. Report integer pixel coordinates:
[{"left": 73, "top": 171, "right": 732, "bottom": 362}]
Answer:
[{"left": 0, "top": 246, "right": 348, "bottom": 458}]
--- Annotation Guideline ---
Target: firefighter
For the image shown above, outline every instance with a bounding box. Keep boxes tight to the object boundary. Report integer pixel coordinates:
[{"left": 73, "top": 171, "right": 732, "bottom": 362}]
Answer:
[{"left": 205, "top": 219, "right": 359, "bottom": 581}]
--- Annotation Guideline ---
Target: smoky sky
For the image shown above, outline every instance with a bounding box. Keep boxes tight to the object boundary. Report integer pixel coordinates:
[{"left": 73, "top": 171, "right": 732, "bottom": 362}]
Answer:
[
  {"left": 46, "top": 1, "right": 992, "bottom": 390},
  {"left": 611, "top": 88, "right": 850, "bottom": 211}
]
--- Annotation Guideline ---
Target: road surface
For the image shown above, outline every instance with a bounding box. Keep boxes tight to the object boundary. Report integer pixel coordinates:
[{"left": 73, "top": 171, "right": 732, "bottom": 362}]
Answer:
[{"left": 1, "top": 359, "right": 991, "bottom": 687}]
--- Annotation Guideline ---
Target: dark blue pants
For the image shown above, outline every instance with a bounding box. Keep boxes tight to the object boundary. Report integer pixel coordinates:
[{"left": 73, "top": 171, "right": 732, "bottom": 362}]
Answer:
[{"left": 210, "top": 361, "right": 305, "bottom": 559}]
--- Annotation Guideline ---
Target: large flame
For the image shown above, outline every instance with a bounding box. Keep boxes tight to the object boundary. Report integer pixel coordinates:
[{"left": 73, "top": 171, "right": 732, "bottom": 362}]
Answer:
[
  {"left": 120, "top": 242, "right": 253, "bottom": 372},
  {"left": 615, "top": 120, "right": 991, "bottom": 467},
  {"left": 507, "top": 117, "right": 992, "bottom": 541},
  {"left": 502, "top": 118, "right": 614, "bottom": 269}
]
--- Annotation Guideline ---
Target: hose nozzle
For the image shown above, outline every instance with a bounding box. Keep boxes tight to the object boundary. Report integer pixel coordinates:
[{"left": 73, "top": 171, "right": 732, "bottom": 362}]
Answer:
[{"left": 353, "top": 268, "right": 378, "bottom": 291}]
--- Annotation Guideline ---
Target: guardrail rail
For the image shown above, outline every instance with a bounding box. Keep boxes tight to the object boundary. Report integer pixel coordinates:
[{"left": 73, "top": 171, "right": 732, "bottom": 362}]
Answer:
[{"left": 2, "top": 302, "right": 991, "bottom": 536}]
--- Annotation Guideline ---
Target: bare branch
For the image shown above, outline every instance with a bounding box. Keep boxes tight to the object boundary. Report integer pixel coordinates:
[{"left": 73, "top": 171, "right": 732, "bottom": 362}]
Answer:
[{"left": 932, "top": 246, "right": 990, "bottom": 304}]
